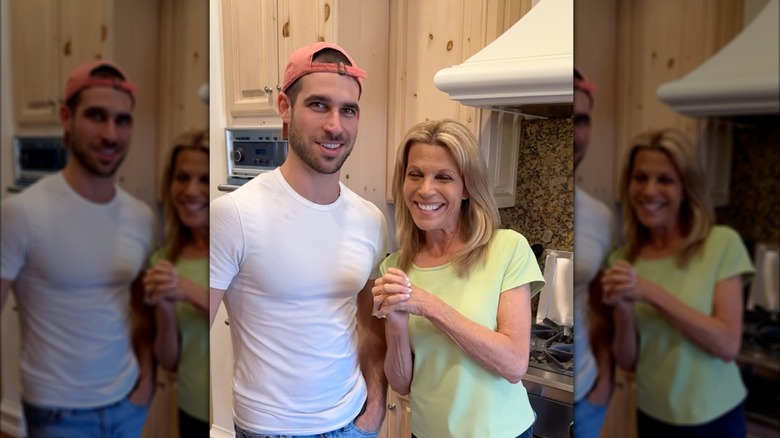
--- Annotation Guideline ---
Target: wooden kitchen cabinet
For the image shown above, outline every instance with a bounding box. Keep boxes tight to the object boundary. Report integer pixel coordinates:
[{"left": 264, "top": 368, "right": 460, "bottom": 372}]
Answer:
[
  {"left": 379, "top": 388, "right": 411, "bottom": 438},
  {"left": 9, "top": 0, "right": 111, "bottom": 127},
  {"left": 384, "top": 0, "right": 532, "bottom": 205},
  {"left": 221, "top": 0, "right": 371, "bottom": 125}
]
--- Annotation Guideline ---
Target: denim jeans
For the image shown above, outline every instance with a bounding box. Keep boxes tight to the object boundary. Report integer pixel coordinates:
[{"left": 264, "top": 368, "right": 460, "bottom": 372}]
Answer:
[
  {"left": 234, "top": 419, "right": 378, "bottom": 438},
  {"left": 573, "top": 396, "right": 609, "bottom": 438},
  {"left": 22, "top": 395, "right": 149, "bottom": 438},
  {"left": 636, "top": 401, "right": 746, "bottom": 438}
]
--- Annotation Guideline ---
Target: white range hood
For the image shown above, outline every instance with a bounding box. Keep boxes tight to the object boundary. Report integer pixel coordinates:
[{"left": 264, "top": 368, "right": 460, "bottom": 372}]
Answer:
[
  {"left": 657, "top": 0, "right": 780, "bottom": 117},
  {"left": 433, "top": 0, "right": 573, "bottom": 116}
]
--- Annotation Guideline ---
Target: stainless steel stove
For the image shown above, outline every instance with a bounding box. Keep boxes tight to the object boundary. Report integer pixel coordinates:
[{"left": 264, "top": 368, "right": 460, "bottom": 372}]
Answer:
[
  {"left": 522, "top": 250, "right": 574, "bottom": 438},
  {"left": 737, "top": 307, "right": 780, "bottom": 430}
]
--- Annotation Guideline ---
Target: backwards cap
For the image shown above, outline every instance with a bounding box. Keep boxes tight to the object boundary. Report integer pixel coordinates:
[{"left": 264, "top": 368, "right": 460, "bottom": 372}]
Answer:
[
  {"left": 574, "top": 66, "right": 597, "bottom": 100},
  {"left": 64, "top": 60, "right": 139, "bottom": 105},
  {"left": 281, "top": 42, "right": 366, "bottom": 95}
]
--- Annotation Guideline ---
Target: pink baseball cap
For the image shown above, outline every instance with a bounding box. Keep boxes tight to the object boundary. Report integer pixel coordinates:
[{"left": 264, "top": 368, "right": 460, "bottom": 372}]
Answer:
[
  {"left": 63, "top": 60, "right": 139, "bottom": 104},
  {"left": 281, "top": 42, "right": 367, "bottom": 95}
]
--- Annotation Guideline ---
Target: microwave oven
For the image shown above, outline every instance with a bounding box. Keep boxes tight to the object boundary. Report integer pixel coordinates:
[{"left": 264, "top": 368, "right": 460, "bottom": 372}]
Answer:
[
  {"left": 220, "top": 128, "right": 288, "bottom": 192},
  {"left": 11, "top": 136, "right": 68, "bottom": 191}
]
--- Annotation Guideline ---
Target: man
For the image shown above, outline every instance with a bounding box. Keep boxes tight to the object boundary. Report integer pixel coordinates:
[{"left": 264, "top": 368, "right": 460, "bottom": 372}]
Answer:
[
  {"left": 210, "top": 42, "right": 388, "bottom": 437},
  {"left": 573, "top": 66, "right": 617, "bottom": 438},
  {"left": 1, "top": 60, "right": 157, "bottom": 437}
]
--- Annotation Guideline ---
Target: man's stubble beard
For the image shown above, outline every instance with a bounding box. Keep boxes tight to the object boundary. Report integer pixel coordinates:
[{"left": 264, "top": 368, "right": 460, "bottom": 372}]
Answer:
[
  {"left": 67, "top": 126, "right": 126, "bottom": 178},
  {"left": 287, "top": 114, "right": 353, "bottom": 175}
]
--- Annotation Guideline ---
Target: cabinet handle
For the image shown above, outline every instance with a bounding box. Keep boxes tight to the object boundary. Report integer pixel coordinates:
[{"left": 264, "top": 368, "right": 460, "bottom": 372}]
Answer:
[
  {"left": 324, "top": 3, "right": 331, "bottom": 21},
  {"left": 101, "top": 25, "right": 108, "bottom": 42},
  {"left": 63, "top": 40, "right": 71, "bottom": 56},
  {"left": 282, "top": 21, "right": 290, "bottom": 38},
  {"left": 224, "top": 318, "right": 230, "bottom": 326},
  {"left": 387, "top": 403, "right": 396, "bottom": 411},
  {"left": 264, "top": 86, "right": 273, "bottom": 93}
]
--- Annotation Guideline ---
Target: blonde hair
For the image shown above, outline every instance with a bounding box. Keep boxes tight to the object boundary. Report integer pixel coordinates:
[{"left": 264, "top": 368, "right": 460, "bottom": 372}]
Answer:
[
  {"left": 618, "top": 128, "right": 714, "bottom": 267},
  {"left": 392, "top": 119, "right": 500, "bottom": 277},
  {"left": 160, "top": 129, "right": 209, "bottom": 263}
]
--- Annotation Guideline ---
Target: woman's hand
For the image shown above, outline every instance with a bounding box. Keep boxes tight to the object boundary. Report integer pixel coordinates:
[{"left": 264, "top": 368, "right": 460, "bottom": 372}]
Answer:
[
  {"left": 602, "top": 260, "right": 641, "bottom": 305},
  {"left": 143, "top": 260, "right": 180, "bottom": 305},
  {"left": 372, "top": 268, "right": 412, "bottom": 321}
]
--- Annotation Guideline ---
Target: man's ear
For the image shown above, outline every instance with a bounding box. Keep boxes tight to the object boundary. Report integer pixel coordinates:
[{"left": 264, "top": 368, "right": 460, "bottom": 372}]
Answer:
[
  {"left": 278, "top": 92, "right": 292, "bottom": 124},
  {"left": 59, "top": 105, "right": 72, "bottom": 146}
]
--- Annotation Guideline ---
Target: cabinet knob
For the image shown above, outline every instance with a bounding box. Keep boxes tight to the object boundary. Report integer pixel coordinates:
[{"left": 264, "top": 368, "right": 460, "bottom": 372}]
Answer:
[
  {"left": 387, "top": 403, "right": 396, "bottom": 411},
  {"left": 224, "top": 318, "right": 230, "bottom": 326},
  {"left": 264, "top": 86, "right": 273, "bottom": 93},
  {"left": 276, "top": 84, "right": 282, "bottom": 91}
]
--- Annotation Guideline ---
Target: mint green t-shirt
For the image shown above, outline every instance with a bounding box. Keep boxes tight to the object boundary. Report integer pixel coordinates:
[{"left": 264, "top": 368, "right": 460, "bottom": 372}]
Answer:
[
  {"left": 150, "top": 248, "right": 209, "bottom": 422},
  {"left": 380, "top": 229, "right": 545, "bottom": 438},
  {"left": 608, "top": 226, "right": 754, "bottom": 425}
]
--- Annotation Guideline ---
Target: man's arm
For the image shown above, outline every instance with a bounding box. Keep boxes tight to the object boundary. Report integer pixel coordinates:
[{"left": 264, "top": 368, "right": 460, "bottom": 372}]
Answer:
[
  {"left": 210, "top": 287, "right": 226, "bottom": 328},
  {"left": 354, "top": 280, "right": 388, "bottom": 432},
  {"left": 1, "top": 278, "right": 12, "bottom": 310},
  {"left": 129, "top": 273, "right": 156, "bottom": 404}
]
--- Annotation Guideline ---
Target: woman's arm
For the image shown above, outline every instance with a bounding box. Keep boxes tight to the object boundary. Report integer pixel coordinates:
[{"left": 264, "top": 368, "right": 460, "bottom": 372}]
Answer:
[
  {"left": 639, "top": 275, "right": 743, "bottom": 361},
  {"left": 604, "top": 260, "right": 744, "bottom": 362},
  {"left": 611, "top": 300, "right": 638, "bottom": 372},
  {"left": 372, "top": 275, "right": 413, "bottom": 395},
  {"left": 378, "top": 274, "right": 531, "bottom": 384},
  {"left": 153, "top": 299, "right": 180, "bottom": 372}
]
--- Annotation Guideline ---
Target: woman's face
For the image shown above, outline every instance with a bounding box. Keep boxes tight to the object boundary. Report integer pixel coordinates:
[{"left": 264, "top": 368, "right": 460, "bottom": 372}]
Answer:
[
  {"left": 170, "top": 149, "right": 209, "bottom": 231},
  {"left": 403, "top": 142, "right": 467, "bottom": 235},
  {"left": 628, "top": 149, "right": 684, "bottom": 234}
]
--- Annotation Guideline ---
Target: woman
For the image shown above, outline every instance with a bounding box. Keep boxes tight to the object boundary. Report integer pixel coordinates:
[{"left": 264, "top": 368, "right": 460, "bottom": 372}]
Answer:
[
  {"left": 144, "top": 129, "right": 210, "bottom": 437},
  {"left": 602, "top": 128, "right": 753, "bottom": 437},
  {"left": 373, "top": 119, "right": 545, "bottom": 438}
]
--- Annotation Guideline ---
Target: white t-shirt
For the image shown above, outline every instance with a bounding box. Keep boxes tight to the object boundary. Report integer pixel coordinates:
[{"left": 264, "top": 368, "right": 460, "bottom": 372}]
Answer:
[
  {"left": 573, "top": 185, "right": 614, "bottom": 402},
  {"left": 1, "top": 172, "right": 155, "bottom": 408},
  {"left": 210, "top": 168, "right": 387, "bottom": 434}
]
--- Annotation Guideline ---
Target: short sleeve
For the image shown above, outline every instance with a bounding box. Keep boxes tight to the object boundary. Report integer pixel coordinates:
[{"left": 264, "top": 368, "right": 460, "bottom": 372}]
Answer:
[
  {"left": 716, "top": 227, "right": 754, "bottom": 284},
  {"left": 369, "top": 209, "right": 388, "bottom": 280},
  {"left": 1, "top": 197, "right": 29, "bottom": 281},
  {"left": 209, "top": 194, "right": 244, "bottom": 290},
  {"left": 500, "top": 230, "right": 545, "bottom": 296}
]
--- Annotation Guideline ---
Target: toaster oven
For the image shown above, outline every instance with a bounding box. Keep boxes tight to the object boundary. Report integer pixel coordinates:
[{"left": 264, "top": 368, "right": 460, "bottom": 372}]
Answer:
[
  {"left": 11, "top": 136, "right": 67, "bottom": 191},
  {"left": 220, "top": 128, "right": 288, "bottom": 192}
]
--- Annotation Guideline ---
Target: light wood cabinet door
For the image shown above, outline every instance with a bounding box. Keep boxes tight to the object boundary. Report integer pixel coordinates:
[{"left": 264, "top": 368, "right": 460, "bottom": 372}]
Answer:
[
  {"left": 9, "top": 0, "right": 62, "bottom": 125},
  {"left": 222, "top": 0, "right": 338, "bottom": 123},
  {"left": 9, "top": 0, "right": 112, "bottom": 127},
  {"left": 277, "top": 0, "right": 335, "bottom": 77},
  {"left": 222, "top": 0, "right": 280, "bottom": 118},
  {"left": 382, "top": 389, "right": 411, "bottom": 438}
]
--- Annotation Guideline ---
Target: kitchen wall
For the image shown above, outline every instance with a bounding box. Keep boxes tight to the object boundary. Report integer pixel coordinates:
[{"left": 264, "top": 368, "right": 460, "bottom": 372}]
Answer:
[{"left": 499, "top": 118, "right": 574, "bottom": 254}]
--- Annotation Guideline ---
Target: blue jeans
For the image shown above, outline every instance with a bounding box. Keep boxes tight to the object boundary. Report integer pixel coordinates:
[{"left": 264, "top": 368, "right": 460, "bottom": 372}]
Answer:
[
  {"left": 573, "top": 396, "right": 609, "bottom": 438},
  {"left": 636, "top": 401, "right": 746, "bottom": 438},
  {"left": 234, "top": 419, "right": 378, "bottom": 438},
  {"left": 22, "top": 395, "right": 149, "bottom": 438}
]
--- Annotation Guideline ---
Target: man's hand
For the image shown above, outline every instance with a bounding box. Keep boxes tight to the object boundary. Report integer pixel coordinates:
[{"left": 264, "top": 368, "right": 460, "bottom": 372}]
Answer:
[{"left": 128, "top": 373, "right": 155, "bottom": 406}]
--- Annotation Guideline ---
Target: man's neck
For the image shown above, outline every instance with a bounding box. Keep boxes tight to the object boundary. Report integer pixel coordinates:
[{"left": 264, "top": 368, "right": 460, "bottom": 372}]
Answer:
[
  {"left": 279, "top": 160, "right": 341, "bottom": 205},
  {"left": 61, "top": 164, "right": 116, "bottom": 204}
]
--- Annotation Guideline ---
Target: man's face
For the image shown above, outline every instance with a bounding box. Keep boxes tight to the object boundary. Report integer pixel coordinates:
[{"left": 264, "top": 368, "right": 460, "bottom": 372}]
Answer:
[
  {"left": 280, "top": 72, "right": 360, "bottom": 175},
  {"left": 61, "top": 87, "right": 134, "bottom": 178},
  {"left": 573, "top": 88, "right": 592, "bottom": 170}
]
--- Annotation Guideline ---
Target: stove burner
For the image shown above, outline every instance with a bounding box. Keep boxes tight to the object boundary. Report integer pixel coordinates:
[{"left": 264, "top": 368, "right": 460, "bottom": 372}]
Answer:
[
  {"left": 743, "top": 308, "right": 780, "bottom": 357},
  {"left": 529, "top": 318, "right": 574, "bottom": 376}
]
